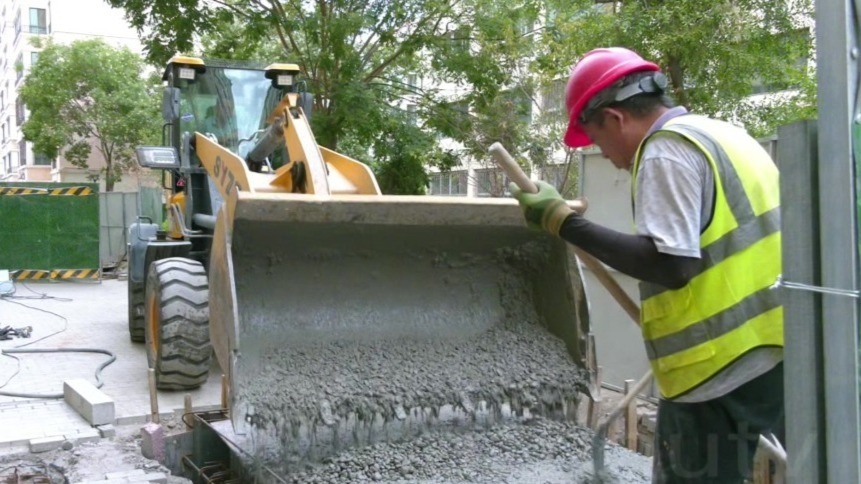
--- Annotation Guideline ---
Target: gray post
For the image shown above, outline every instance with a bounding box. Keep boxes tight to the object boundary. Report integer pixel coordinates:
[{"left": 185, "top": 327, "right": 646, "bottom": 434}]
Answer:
[
  {"left": 777, "top": 120, "right": 825, "bottom": 483},
  {"left": 816, "top": 1, "right": 861, "bottom": 482}
]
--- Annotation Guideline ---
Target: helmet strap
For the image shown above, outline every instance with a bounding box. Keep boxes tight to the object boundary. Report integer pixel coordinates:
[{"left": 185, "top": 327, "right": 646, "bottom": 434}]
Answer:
[{"left": 613, "top": 72, "right": 668, "bottom": 102}]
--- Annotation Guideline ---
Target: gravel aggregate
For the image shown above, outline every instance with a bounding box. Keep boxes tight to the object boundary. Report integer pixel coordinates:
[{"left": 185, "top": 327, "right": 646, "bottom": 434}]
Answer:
[
  {"left": 227, "top": 238, "right": 648, "bottom": 482},
  {"left": 240, "top": 299, "right": 589, "bottom": 466},
  {"left": 274, "top": 416, "right": 651, "bottom": 483}
]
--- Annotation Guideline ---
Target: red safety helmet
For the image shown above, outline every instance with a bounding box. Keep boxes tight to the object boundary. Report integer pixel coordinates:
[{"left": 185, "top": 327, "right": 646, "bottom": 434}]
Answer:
[{"left": 563, "top": 47, "right": 660, "bottom": 148}]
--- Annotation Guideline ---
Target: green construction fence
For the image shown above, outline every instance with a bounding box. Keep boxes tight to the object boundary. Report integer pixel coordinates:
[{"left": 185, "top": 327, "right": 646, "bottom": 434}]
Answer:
[{"left": 0, "top": 182, "right": 100, "bottom": 281}]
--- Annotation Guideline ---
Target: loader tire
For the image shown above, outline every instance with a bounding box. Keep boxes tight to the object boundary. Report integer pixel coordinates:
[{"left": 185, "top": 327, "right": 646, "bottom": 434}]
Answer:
[
  {"left": 145, "top": 257, "right": 211, "bottom": 390},
  {"left": 128, "top": 280, "right": 145, "bottom": 343}
]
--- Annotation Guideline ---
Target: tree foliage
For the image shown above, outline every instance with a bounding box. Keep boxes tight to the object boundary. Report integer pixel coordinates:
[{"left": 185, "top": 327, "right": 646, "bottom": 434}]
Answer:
[
  {"left": 108, "top": 0, "right": 500, "bottom": 193},
  {"left": 539, "top": 0, "right": 815, "bottom": 137},
  {"left": 107, "top": 0, "right": 814, "bottom": 193},
  {"left": 20, "top": 39, "right": 160, "bottom": 191}
]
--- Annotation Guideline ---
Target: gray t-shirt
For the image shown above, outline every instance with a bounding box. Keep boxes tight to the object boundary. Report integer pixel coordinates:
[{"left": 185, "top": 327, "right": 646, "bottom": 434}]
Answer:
[{"left": 635, "top": 131, "right": 782, "bottom": 403}]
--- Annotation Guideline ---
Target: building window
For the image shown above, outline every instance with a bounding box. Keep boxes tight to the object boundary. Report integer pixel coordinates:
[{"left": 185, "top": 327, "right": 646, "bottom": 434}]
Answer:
[
  {"left": 500, "top": 88, "right": 533, "bottom": 125},
  {"left": 18, "top": 139, "right": 26, "bottom": 165},
  {"left": 541, "top": 79, "right": 566, "bottom": 115},
  {"left": 428, "top": 171, "right": 468, "bottom": 196},
  {"left": 29, "top": 8, "right": 47, "bottom": 35},
  {"left": 30, "top": 51, "right": 38, "bottom": 66},
  {"left": 474, "top": 167, "right": 509, "bottom": 197},
  {"left": 15, "top": 53, "right": 23, "bottom": 83},
  {"left": 406, "top": 104, "right": 417, "bottom": 125},
  {"left": 15, "top": 97, "right": 25, "bottom": 125},
  {"left": 33, "top": 152, "right": 51, "bottom": 165},
  {"left": 13, "top": 10, "right": 20, "bottom": 40}
]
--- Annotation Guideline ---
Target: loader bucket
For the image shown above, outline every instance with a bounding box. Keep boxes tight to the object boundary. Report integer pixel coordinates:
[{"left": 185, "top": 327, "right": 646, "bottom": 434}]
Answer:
[{"left": 207, "top": 192, "right": 593, "bottom": 471}]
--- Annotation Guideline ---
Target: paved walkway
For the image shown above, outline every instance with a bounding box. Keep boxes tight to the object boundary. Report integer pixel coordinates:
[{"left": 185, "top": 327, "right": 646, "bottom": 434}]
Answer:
[{"left": 0, "top": 278, "right": 222, "bottom": 449}]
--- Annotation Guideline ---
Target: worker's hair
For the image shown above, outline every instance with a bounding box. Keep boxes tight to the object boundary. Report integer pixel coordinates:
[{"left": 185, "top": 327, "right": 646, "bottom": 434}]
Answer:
[{"left": 580, "top": 71, "right": 675, "bottom": 126}]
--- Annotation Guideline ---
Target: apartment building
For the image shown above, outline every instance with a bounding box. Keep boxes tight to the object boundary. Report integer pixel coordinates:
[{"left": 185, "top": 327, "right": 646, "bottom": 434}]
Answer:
[{"left": 0, "top": 0, "right": 142, "bottom": 183}]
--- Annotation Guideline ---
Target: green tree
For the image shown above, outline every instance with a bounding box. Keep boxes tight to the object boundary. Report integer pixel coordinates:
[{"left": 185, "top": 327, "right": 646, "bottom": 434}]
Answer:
[
  {"left": 20, "top": 39, "right": 160, "bottom": 191},
  {"left": 419, "top": 1, "right": 582, "bottom": 195},
  {"left": 538, "top": 0, "right": 815, "bottom": 138},
  {"left": 108, "top": 0, "right": 456, "bottom": 148},
  {"left": 106, "top": 0, "right": 812, "bottom": 194},
  {"left": 106, "top": 0, "right": 541, "bottom": 194}
]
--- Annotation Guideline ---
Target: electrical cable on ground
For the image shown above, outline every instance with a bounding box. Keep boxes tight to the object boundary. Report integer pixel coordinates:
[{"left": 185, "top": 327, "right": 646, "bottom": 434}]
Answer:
[
  {"left": 0, "top": 348, "right": 116, "bottom": 399},
  {"left": 0, "top": 280, "right": 117, "bottom": 398},
  {"left": 0, "top": 294, "right": 69, "bottom": 347}
]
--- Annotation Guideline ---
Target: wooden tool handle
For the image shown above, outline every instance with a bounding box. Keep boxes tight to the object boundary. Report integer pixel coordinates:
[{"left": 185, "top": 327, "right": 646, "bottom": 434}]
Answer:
[
  {"left": 488, "top": 142, "right": 641, "bottom": 326},
  {"left": 489, "top": 142, "right": 589, "bottom": 213},
  {"left": 574, "top": 248, "right": 641, "bottom": 324},
  {"left": 489, "top": 142, "right": 537, "bottom": 193}
]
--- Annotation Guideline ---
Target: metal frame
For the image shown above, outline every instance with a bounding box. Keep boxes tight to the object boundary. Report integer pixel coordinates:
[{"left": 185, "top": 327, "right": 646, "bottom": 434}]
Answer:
[
  {"left": 778, "top": 120, "right": 825, "bottom": 482},
  {"left": 815, "top": 0, "right": 861, "bottom": 482}
]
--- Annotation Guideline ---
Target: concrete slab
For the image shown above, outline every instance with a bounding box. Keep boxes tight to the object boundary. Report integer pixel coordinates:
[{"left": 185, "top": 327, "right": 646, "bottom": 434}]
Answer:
[
  {"left": 65, "top": 378, "right": 115, "bottom": 425},
  {"left": 0, "top": 279, "right": 222, "bottom": 450},
  {"left": 29, "top": 435, "right": 64, "bottom": 453},
  {"left": 97, "top": 423, "right": 117, "bottom": 438}
]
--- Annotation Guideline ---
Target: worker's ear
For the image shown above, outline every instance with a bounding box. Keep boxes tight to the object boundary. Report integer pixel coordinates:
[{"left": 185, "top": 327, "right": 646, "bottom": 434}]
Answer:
[{"left": 601, "top": 107, "right": 626, "bottom": 129}]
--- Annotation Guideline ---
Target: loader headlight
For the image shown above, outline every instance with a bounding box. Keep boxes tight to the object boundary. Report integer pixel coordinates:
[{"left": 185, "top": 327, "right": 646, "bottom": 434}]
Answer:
[
  {"left": 265, "top": 63, "right": 302, "bottom": 90},
  {"left": 178, "top": 67, "right": 196, "bottom": 81},
  {"left": 135, "top": 146, "right": 180, "bottom": 169},
  {"left": 162, "top": 56, "right": 205, "bottom": 83},
  {"left": 276, "top": 74, "right": 293, "bottom": 87}
]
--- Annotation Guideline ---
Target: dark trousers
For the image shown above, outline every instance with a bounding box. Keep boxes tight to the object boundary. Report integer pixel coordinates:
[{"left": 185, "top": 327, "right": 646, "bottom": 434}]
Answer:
[{"left": 652, "top": 362, "right": 784, "bottom": 483}]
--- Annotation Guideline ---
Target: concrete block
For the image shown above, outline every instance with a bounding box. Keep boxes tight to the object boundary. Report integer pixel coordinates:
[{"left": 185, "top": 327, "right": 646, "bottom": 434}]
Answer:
[
  {"left": 64, "top": 378, "right": 115, "bottom": 425},
  {"left": 97, "top": 423, "right": 117, "bottom": 438},
  {"left": 65, "top": 428, "right": 101, "bottom": 445},
  {"left": 140, "top": 422, "right": 165, "bottom": 462},
  {"left": 29, "top": 435, "right": 64, "bottom": 453},
  {"left": 105, "top": 469, "right": 146, "bottom": 479},
  {"left": 77, "top": 480, "right": 128, "bottom": 484},
  {"left": 131, "top": 473, "right": 168, "bottom": 484},
  {"left": 639, "top": 412, "right": 657, "bottom": 433}
]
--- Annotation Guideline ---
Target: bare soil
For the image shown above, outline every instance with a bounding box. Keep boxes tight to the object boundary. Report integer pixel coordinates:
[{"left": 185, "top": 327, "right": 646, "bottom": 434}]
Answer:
[{"left": 0, "top": 422, "right": 190, "bottom": 483}]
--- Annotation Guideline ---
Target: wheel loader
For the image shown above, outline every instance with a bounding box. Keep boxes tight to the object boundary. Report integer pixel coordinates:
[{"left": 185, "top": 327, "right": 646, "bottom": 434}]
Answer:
[{"left": 127, "top": 56, "right": 596, "bottom": 476}]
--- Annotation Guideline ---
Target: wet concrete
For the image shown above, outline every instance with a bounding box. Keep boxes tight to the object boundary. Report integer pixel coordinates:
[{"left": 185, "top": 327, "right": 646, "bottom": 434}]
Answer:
[
  {"left": 217, "top": 215, "right": 617, "bottom": 479},
  {"left": 240, "top": 304, "right": 589, "bottom": 469},
  {"left": 279, "top": 417, "right": 651, "bottom": 483}
]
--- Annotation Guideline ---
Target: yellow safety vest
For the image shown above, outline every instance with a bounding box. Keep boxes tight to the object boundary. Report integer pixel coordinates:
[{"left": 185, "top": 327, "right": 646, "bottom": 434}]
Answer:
[{"left": 631, "top": 115, "right": 784, "bottom": 399}]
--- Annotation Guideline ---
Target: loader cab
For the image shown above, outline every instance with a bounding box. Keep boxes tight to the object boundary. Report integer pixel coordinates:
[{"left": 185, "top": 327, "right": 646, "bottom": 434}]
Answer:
[
  {"left": 145, "top": 58, "right": 305, "bottom": 261},
  {"left": 126, "top": 56, "right": 305, "bottom": 361}
]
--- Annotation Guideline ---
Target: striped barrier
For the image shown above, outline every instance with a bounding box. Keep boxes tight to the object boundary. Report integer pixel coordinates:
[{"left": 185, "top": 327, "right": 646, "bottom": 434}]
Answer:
[
  {"left": 49, "top": 186, "right": 94, "bottom": 196},
  {"left": 0, "top": 187, "right": 49, "bottom": 195},
  {"left": 0, "top": 186, "right": 94, "bottom": 196},
  {"left": 11, "top": 269, "right": 101, "bottom": 281}
]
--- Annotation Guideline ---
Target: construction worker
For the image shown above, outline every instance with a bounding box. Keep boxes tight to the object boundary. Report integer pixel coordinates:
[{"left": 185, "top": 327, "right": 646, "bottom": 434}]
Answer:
[{"left": 510, "top": 47, "right": 784, "bottom": 483}]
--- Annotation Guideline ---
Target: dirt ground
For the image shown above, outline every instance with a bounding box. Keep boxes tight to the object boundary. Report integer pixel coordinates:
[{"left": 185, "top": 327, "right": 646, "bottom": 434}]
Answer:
[{"left": 0, "top": 417, "right": 190, "bottom": 483}]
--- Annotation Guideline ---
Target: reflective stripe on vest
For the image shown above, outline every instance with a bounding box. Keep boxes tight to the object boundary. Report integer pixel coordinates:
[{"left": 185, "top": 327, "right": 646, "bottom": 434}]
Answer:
[{"left": 632, "top": 115, "right": 784, "bottom": 399}]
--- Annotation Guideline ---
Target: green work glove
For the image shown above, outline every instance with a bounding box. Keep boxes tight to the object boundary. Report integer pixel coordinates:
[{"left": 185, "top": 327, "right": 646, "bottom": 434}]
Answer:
[{"left": 509, "top": 180, "right": 573, "bottom": 235}]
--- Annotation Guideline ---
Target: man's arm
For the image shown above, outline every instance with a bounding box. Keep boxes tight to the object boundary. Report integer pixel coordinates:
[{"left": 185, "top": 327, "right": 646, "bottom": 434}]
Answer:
[{"left": 559, "top": 213, "right": 702, "bottom": 289}]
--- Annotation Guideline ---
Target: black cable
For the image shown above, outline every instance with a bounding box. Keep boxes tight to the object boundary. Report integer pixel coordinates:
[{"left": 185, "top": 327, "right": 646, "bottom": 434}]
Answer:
[
  {"left": 0, "top": 352, "right": 21, "bottom": 393},
  {"left": 0, "top": 296, "right": 68, "bottom": 347},
  {"left": 0, "top": 348, "right": 116, "bottom": 399},
  {"left": 17, "top": 281, "right": 74, "bottom": 301},
  {"left": 0, "top": 282, "right": 115, "bottom": 399}
]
